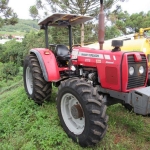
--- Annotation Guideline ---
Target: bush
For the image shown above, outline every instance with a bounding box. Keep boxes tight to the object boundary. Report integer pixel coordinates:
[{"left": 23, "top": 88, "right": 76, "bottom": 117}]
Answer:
[
  {"left": 2, "top": 62, "right": 19, "bottom": 82},
  {"left": 0, "top": 62, "right": 4, "bottom": 81}
]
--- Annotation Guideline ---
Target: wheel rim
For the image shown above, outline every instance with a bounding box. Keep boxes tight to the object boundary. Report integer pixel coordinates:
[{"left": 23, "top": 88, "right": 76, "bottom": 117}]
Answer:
[
  {"left": 61, "top": 93, "right": 85, "bottom": 135},
  {"left": 26, "top": 67, "right": 33, "bottom": 95}
]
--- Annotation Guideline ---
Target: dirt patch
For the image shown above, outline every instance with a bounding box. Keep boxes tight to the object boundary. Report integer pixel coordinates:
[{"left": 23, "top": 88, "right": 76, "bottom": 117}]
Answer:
[{"left": 114, "top": 134, "right": 121, "bottom": 144}]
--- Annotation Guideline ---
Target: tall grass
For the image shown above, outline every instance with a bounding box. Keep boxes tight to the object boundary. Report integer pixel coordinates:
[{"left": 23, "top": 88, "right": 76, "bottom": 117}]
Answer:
[
  {"left": 0, "top": 82, "right": 150, "bottom": 150},
  {"left": 0, "top": 67, "right": 23, "bottom": 93}
]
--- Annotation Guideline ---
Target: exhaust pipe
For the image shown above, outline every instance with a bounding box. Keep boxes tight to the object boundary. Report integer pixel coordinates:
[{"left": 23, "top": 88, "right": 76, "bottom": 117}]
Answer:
[{"left": 98, "top": 0, "right": 105, "bottom": 50}]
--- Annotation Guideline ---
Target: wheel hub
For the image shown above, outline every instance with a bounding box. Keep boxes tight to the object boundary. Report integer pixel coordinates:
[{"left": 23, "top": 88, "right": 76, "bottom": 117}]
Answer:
[
  {"left": 61, "top": 93, "right": 85, "bottom": 135},
  {"left": 71, "top": 104, "right": 83, "bottom": 119},
  {"left": 26, "top": 66, "right": 33, "bottom": 95}
]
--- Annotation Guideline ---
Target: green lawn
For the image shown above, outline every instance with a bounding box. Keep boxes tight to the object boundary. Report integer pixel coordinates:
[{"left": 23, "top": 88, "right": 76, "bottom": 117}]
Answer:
[{"left": 0, "top": 81, "right": 150, "bottom": 150}]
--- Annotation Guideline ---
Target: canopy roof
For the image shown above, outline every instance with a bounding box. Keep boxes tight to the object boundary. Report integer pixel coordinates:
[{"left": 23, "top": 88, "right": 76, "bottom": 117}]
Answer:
[{"left": 38, "top": 13, "right": 93, "bottom": 27}]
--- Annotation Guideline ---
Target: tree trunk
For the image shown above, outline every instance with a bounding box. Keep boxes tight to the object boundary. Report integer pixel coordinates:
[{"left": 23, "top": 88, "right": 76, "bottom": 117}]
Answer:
[{"left": 80, "top": 23, "right": 84, "bottom": 46}]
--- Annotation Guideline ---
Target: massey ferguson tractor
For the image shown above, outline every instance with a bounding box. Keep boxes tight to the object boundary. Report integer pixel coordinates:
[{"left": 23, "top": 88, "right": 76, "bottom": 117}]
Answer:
[{"left": 23, "top": 0, "right": 150, "bottom": 147}]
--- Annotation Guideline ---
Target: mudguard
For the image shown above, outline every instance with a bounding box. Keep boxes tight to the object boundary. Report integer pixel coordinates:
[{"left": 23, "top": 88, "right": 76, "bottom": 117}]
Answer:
[{"left": 30, "top": 48, "right": 60, "bottom": 82}]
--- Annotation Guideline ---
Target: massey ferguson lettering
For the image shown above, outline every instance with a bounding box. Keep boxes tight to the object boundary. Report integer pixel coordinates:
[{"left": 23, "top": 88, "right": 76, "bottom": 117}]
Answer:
[
  {"left": 78, "top": 52, "right": 104, "bottom": 59},
  {"left": 81, "top": 53, "right": 88, "bottom": 56},
  {"left": 89, "top": 54, "right": 99, "bottom": 57}
]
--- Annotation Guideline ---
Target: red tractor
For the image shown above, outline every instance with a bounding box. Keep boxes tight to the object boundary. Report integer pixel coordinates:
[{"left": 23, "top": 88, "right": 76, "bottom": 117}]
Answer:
[{"left": 23, "top": 1, "right": 150, "bottom": 147}]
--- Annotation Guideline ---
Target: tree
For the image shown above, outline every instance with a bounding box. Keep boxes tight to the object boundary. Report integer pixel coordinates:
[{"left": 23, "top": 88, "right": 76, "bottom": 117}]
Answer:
[
  {"left": 47, "top": 24, "right": 98, "bottom": 46},
  {"left": 0, "top": 0, "right": 18, "bottom": 27},
  {"left": 108, "top": 10, "right": 150, "bottom": 35},
  {"left": 0, "top": 44, "right": 5, "bottom": 62},
  {"left": 22, "top": 30, "right": 45, "bottom": 56},
  {"left": 105, "top": 25, "right": 120, "bottom": 40},
  {"left": 0, "top": 40, "right": 24, "bottom": 65},
  {"left": 2, "top": 62, "right": 19, "bottom": 82},
  {"left": 125, "top": 11, "right": 150, "bottom": 33},
  {"left": 0, "top": 62, "right": 3, "bottom": 81},
  {"left": 29, "top": 0, "right": 124, "bottom": 45}
]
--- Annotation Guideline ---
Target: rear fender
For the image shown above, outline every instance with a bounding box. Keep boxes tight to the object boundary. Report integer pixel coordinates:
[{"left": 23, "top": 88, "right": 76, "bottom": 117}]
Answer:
[{"left": 30, "top": 48, "right": 60, "bottom": 82}]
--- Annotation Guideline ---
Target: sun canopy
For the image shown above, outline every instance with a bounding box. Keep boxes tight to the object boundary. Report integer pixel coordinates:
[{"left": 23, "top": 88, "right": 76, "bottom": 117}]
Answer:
[{"left": 38, "top": 13, "right": 93, "bottom": 27}]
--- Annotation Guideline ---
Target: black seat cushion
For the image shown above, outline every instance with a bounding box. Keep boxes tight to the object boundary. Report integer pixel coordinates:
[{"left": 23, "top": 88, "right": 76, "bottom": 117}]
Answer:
[{"left": 55, "top": 44, "right": 70, "bottom": 60}]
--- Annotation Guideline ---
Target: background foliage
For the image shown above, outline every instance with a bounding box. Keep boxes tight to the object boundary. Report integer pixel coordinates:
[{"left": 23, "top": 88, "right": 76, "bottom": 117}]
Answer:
[
  {"left": 0, "top": 19, "right": 39, "bottom": 36},
  {"left": 0, "top": 0, "right": 18, "bottom": 27},
  {"left": 0, "top": 1, "right": 150, "bottom": 149}
]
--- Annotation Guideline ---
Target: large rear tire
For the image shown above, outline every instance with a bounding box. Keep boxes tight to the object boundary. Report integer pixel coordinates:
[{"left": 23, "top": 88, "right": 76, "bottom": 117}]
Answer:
[
  {"left": 56, "top": 78, "right": 108, "bottom": 147},
  {"left": 23, "top": 53, "right": 52, "bottom": 104}
]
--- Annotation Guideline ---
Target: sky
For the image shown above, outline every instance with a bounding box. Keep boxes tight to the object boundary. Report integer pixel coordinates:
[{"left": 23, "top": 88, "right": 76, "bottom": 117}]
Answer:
[
  {"left": 8, "top": 0, "right": 150, "bottom": 19},
  {"left": 119, "top": 0, "right": 150, "bottom": 14},
  {"left": 8, "top": 0, "right": 36, "bottom": 19}
]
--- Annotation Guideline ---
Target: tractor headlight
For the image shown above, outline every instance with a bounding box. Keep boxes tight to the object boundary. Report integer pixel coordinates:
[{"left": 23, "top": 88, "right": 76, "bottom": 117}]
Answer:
[
  {"left": 70, "top": 65, "right": 76, "bottom": 71},
  {"left": 139, "top": 66, "right": 144, "bottom": 74},
  {"left": 129, "top": 66, "right": 134, "bottom": 75}
]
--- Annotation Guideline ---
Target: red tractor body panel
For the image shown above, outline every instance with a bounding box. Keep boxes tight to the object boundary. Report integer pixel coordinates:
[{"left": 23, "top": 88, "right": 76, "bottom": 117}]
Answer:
[
  {"left": 31, "top": 48, "right": 60, "bottom": 81},
  {"left": 72, "top": 47, "right": 148, "bottom": 92}
]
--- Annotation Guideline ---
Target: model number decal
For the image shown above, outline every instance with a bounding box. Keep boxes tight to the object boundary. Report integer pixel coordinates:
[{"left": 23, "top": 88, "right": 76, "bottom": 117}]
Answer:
[
  {"left": 78, "top": 52, "right": 104, "bottom": 59},
  {"left": 96, "top": 60, "right": 101, "bottom": 63},
  {"left": 104, "top": 54, "right": 110, "bottom": 60}
]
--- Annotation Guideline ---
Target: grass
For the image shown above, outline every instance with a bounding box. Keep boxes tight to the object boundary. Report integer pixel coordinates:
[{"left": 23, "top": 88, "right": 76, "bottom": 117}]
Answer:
[
  {"left": 0, "top": 67, "right": 23, "bottom": 93},
  {"left": 0, "top": 80, "right": 150, "bottom": 150}
]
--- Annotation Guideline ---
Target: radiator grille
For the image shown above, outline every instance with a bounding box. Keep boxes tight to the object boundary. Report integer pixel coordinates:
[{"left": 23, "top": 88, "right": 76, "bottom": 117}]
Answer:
[{"left": 127, "top": 55, "right": 147, "bottom": 89}]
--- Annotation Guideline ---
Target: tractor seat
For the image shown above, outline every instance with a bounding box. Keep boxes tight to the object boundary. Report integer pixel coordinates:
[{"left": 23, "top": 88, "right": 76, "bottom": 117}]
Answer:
[{"left": 55, "top": 44, "right": 70, "bottom": 60}]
